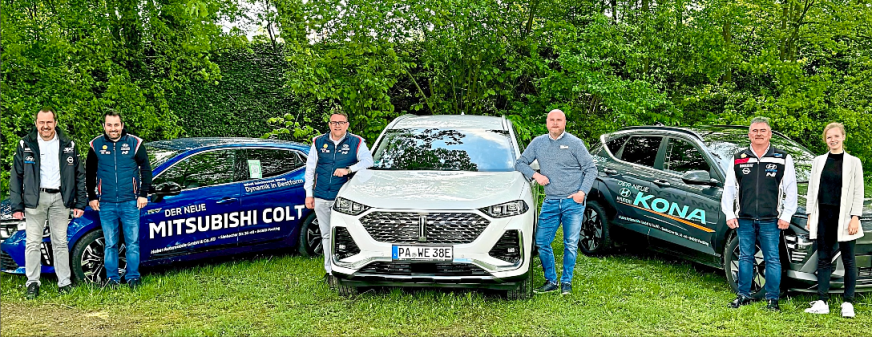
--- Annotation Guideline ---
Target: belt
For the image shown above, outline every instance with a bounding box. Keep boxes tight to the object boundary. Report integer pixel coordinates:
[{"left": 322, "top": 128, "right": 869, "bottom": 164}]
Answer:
[{"left": 40, "top": 188, "right": 61, "bottom": 194}]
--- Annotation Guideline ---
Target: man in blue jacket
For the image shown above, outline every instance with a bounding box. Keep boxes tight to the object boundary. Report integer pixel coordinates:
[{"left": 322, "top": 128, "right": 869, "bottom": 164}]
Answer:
[
  {"left": 515, "top": 109, "right": 598, "bottom": 296},
  {"left": 86, "top": 111, "right": 153, "bottom": 288},
  {"left": 304, "top": 110, "right": 373, "bottom": 282},
  {"left": 10, "top": 108, "right": 87, "bottom": 299}
]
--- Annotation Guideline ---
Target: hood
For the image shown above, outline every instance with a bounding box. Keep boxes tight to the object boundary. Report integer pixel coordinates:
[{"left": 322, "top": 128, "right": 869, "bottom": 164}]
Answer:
[{"left": 339, "top": 170, "right": 529, "bottom": 210}]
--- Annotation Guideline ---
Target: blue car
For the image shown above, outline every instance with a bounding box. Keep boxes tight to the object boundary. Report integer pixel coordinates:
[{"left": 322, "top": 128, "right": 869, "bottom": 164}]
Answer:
[{"left": 0, "top": 138, "right": 322, "bottom": 284}]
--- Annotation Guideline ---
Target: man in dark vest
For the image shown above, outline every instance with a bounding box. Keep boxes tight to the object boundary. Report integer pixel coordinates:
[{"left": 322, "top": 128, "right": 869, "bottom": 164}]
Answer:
[
  {"left": 86, "top": 110, "right": 153, "bottom": 288},
  {"left": 303, "top": 110, "right": 373, "bottom": 281},
  {"left": 721, "top": 116, "right": 797, "bottom": 311},
  {"left": 10, "top": 108, "right": 87, "bottom": 299}
]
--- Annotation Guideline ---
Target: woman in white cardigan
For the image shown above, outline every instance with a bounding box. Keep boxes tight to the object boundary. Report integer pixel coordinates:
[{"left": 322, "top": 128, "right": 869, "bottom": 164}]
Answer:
[{"left": 804, "top": 122, "right": 864, "bottom": 318}]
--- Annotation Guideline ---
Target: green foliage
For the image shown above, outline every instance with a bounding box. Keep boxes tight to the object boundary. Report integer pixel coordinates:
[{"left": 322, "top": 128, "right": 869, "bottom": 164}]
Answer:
[{"left": 0, "top": 0, "right": 238, "bottom": 197}]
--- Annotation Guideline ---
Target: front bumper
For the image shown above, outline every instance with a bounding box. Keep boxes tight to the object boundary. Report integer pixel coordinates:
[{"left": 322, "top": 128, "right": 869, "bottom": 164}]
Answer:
[
  {"left": 329, "top": 207, "right": 535, "bottom": 288},
  {"left": 784, "top": 233, "right": 872, "bottom": 293}
]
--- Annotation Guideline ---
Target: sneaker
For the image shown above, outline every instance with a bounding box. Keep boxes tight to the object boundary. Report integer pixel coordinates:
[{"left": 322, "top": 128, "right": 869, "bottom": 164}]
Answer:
[
  {"left": 127, "top": 278, "right": 142, "bottom": 289},
  {"left": 58, "top": 285, "right": 74, "bottom": 295},
  {"left": 534, "top": 281, "right": 558, "bottom": 294},
  {"left": 804, "top": 300, "right": 829, "bottom": 314},
  {"left": 560, "top": 283, "right": 572, "bottom": 295},
  {"left": 103, "top": 279, "right": 121, "bottom": 289},
  {"left": 728, "top": 295, "right": 751, "bottom": 308},
  {"left": 841, "top": 302, "right": 855, "bottom": 318},
  {"left": 765, "top": 299, "right": 780, "bottom": 311},
  {"left": 25, "top": 283, "right": 39, "bottom": 300}
]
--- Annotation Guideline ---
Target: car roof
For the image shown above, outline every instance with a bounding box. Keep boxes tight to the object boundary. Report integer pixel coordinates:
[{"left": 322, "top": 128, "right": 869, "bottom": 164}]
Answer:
[
  {"left": 145, "top": 137, "right": 309, "bottom": 152},
  {"left": 390, "top": 114, "right": 507, "bottom": 130},
  {"left": 612, "top": 125, "right": 791, "bottom": 142}
]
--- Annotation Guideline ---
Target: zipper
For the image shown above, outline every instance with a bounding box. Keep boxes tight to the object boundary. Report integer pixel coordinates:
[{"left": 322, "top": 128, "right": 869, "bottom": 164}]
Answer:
[{"left": 114, "top": 141, "right": 118, "bottom": 202}]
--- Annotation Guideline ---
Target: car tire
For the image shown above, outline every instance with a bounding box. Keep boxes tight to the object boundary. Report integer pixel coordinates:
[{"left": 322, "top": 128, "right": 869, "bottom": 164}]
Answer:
[
  {"left": 578, "top": 201, "right": 612, "bottom": 256},
  {"left": 506, "top": 269, "right": 533, "bottom": 300},
  {"left": 71, "top": 229, "right": 126, "bottom": 285},
  {"left": 298, "top": 213, "right": 323, "bottom": 257},
  {"left": 333, "top": 276, "right": 359, "bottom": 297},
  {"left": 722, "top": 231, "right": 784, "bottom": 300}
]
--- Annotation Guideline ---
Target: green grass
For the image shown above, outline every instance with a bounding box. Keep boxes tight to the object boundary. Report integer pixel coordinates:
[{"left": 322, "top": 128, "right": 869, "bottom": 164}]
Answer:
[{"left": 2, "top": 239, "right": 871, "bottom": 336}]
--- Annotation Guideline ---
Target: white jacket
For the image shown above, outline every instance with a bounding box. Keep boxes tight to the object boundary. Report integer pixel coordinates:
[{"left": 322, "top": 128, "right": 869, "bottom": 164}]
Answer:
[{"left": 806, "top": 151, "right": 865, "bottom": 242}]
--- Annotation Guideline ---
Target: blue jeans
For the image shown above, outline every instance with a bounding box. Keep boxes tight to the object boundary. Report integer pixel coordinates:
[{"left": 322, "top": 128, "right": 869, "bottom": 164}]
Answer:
[
  {"left": 736, "top": 219, "right": 782, "bottom": 300},
  {"left": 99, "top": 200, "right": 141, "bottom": 281},
  {"left": 536, "top": 198, "right": 585, "bottom": 284}
]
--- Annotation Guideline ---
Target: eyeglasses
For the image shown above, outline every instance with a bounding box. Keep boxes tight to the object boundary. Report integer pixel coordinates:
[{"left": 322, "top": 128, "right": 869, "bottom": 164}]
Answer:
[{"left": 329, "top": 121, "right": 348, "bottom": 126}]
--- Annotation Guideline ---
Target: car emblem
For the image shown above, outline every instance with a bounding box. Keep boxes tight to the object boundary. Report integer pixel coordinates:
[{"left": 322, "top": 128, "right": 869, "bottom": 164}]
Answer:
[
  {"left": 766, "top": 164, "right": 777, "bottom": 170},
  {"left": 742, "top": 168, "right": 751, "bottom": 175},
  {"left": 418, "top": 215, "right": 427, "bottom": 242},
  {"left": 620, "top": 188, "right": 631, "bottom": 197}
]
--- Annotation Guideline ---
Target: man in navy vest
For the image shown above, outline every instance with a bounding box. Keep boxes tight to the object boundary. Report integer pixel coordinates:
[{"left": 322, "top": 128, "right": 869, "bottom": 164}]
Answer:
[
  {"left": 86, "top": 110, "right": 153, "bottom": 288},
  {"left": 721, "top": 116, "right": 797, "bottom": 311},
  {"left": 304, "top": 110, "right": 373, "bottom": 281}
]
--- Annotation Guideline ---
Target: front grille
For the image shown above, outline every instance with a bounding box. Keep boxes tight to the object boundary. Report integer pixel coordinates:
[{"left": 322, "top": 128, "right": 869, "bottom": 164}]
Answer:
[
  {"left": 0, "top": 250, "right": 19, "bottom": 270},
  {"left": 360, "top": 212, "right": 490, "bottom": 244},
  {"left": 358, "top": 262, "right": 490, "bottom": 277},
  {"left": 489, "top": 230, "right": 521, "bottom": 264}
]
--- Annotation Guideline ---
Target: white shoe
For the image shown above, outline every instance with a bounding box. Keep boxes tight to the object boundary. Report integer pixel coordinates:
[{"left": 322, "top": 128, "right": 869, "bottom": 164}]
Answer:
[
  {"left": 804, "top": 300, "right": 829, "bottom": 314},
  {"left": 841, "top": 302, "right": 855, "bottom": 318}
]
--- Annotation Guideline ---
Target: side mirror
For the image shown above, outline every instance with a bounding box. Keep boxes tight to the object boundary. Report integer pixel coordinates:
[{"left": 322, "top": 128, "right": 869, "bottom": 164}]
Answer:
[
  {"left": 153, "top": 182, "right": 182, "bottom": 196},
  {"left": 530, "top": 160, "right": 540, "bottom": 172},
  {"left": 681, "top": 170, "right": 716, "bottom": 185}
]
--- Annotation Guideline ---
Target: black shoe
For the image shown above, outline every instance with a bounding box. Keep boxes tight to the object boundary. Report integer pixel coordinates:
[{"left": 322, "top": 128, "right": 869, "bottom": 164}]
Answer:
[
  {"left": 765, "top": 299, "right": 780, "bottom": 311},
  {"left": 58, "top": 285, "right": 73, "bottom": 295},
  {"left": 25, "top": 283, "right": 39, "bottom": 300},
  {"left": 127, "top": 278, "right": 141, "bottom": 289},
  {"left": 104, "top": 280, "right": 121, "bottom": 289},
  {"left": 534, "top": 281, "right": 558, "bottom": 294},
  {"left": 729, "top": 295, "right": 751, "bottom": 308},
  {"left": 323, "top": 273, "right": 335, "bottom": 289},
  {"left": 560, "top": 283, "right": 572, "bottom": 295}
]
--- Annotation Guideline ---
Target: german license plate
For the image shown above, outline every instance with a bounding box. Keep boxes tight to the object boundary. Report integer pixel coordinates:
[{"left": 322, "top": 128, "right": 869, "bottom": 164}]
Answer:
[{"left": 392, "top": 246, "right": 453, "bottom": 261}]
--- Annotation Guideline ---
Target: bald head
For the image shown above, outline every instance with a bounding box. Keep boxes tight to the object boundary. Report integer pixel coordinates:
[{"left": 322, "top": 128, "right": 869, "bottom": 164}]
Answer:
[{"left": 546, "top": 109, "right": 567, "bottom": 139}]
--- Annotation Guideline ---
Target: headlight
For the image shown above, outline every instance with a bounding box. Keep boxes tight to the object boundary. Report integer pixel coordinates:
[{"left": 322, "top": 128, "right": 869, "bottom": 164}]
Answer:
[
  {"left": 332, "top": 197, "right": 372, "bottom": 216},
  {"left": 0, "top": 220, "right": 26, "bottom": 240},
  {"left": 784, "top": 233, "right": 813, "bottom": 263},
  {"left": 479, "top": 200, "right": 529, "bottom": 218}
]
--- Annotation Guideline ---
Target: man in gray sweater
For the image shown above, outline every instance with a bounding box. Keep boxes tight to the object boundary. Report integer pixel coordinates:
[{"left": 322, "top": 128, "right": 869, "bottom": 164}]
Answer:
[{"left": 515, "top": 109, "right": 598, "bottom": 295}]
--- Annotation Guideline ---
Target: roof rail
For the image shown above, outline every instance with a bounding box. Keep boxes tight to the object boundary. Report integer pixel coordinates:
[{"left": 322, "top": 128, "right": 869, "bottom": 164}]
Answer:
[{"left": 617, "top": 126, "right": 703, "bottom": 141}]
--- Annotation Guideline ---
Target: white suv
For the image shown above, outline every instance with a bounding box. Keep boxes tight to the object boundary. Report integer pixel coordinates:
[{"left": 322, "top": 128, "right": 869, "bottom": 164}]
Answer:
[{"left": 329, "top": 114, "right": 537, "bottom": 299}]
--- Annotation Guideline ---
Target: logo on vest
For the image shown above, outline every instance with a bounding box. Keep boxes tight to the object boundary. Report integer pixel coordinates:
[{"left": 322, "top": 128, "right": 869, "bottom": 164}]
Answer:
[
  {"left": 63, "top": 147, "right": 74, "bottom": 153},
  {"left": 121, "top": 143, "right": 130, "bottom": 150},
  {"left": 742, "top": 168, "right": 751, "bottom": 175},
  {"left": 67, "top": 156, "right": 74, "bottom": 165},
  {"left": 25, "top": 156, "right": 35, "bottom": 163}
]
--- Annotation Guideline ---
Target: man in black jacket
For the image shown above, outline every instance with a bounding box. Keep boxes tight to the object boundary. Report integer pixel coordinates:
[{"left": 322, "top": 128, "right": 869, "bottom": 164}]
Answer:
[{"left": 9, "top": 108, "right": 87, "bottom": 299}]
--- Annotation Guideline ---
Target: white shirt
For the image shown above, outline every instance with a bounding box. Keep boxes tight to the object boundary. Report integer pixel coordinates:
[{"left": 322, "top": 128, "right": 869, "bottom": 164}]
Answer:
[
  {"left": 37, "top": 133, "right": 61, "bottom": 189},
  {"left": 304, "top": 133, "right": 374, "bottom": 198},
  {"left": 721, "top": 144, "right": 798, "bottom": 222}
]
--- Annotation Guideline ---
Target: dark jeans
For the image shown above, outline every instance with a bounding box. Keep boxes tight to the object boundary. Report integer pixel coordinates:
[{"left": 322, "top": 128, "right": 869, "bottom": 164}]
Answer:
[
  {"left": 736, "top": 219, "right": 782, "bottom": 300},
  {"left": 816, "top": 204, "right": 857, "bottom": 302}
]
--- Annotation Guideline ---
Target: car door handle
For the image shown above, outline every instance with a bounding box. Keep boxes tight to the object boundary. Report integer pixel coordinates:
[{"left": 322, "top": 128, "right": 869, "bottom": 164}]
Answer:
[
  {"left": 216, "top": 197, "right": 238, "bottom": 204},
  {"left": 653, "top": 179, "right": 671, "bottom": 187},
  {"left": 603, "top": 168, "right": 619, "bottom": 175}
]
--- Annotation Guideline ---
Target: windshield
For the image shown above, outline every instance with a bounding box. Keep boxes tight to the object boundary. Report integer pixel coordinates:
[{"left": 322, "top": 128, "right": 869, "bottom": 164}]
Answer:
[
  {"left": 145, "top": 144, "right": 183, "bottom": 169},
  {"left": 372, "top": 128, "right": 516, "bottom": 172},
  {"left": 701, "top": 129, "right": 814, "bottom": 183}
]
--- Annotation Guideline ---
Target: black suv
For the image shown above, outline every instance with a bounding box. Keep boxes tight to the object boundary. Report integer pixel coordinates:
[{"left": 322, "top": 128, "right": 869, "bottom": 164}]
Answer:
[{"left": 582, "top": 125, "right": 872, "bottom": 298}]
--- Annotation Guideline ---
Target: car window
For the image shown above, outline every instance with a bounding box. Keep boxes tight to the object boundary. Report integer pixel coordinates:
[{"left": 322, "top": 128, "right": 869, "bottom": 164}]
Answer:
[
  {"left": 605, "top": 135, "right": 630, "bottom": 155},
  {"left": 619, "top": 136, "right": 662, "bottom": 168},
  {"left": 372, "top": 128, "right": 515, "bottom": 172},
  {"left": 144, "top": 144, "right": 183, "bottom": 168},
  {"left": 244, "top": 148, "right": 304, "bottom": 180},
  {"left": 153, "top": 149, "right": 238, "bottom": 190},
  {"left": 701, "top": 129, "right": 814, "bottom": 182},
  {"left": 664, "top": 138, "right": 710, "bottom": 174}
]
